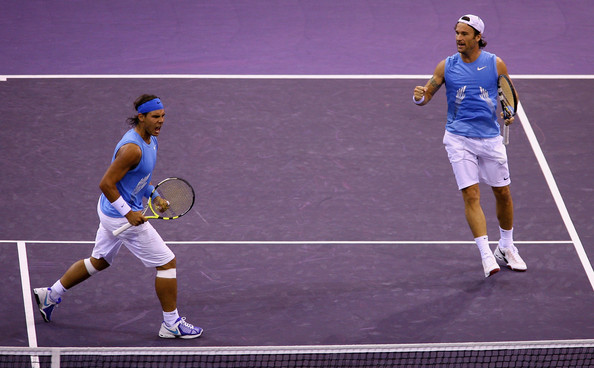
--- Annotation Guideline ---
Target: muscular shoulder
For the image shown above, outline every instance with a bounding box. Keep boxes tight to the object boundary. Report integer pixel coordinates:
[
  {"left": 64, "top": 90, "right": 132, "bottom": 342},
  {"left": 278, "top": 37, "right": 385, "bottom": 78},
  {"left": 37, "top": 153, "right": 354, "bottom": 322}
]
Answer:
[
  {"left": 495, "top": 56, "right": 509, "bottom": 76},
  {"left": 115, "top": 143, "right": 142, "bottom": 167}
]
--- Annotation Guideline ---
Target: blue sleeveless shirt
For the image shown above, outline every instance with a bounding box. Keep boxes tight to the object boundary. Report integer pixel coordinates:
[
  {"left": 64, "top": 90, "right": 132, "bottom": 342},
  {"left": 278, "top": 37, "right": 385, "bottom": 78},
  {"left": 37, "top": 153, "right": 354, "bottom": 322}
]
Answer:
[
  {"left": 99, "top": 129, "right": 158, "bottom": 217},
  {"left": 444, "top": 51, "right": 499, "bottom": 138}
]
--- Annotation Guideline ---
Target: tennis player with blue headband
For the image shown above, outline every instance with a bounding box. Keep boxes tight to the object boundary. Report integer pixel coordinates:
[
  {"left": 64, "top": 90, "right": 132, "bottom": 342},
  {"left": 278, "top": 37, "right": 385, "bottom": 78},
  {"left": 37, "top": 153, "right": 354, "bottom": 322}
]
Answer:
[
  {"left": 34, "top": 94, "right": 203, "bottom": 339},
  {"left": 137, "top": 97, "right": 164, "bottom": 114}
]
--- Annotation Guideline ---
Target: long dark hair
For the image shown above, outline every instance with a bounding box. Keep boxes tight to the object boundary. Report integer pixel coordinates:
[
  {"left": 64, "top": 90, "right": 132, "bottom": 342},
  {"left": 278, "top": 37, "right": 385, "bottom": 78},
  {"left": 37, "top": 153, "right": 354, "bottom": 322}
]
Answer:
[{"left": 127, "top": 94, "right": 160, "bottom": 126}]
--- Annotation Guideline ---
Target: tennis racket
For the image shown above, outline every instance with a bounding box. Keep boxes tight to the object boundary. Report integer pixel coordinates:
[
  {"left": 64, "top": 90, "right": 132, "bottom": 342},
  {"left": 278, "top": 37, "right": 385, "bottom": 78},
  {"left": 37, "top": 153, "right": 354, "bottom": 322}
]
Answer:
[
  {"left": 112, "top": 177, "right": 195, "bottom": 236},
  {"left": 497, "top": 74, "right": 518, "bottom": 145}
]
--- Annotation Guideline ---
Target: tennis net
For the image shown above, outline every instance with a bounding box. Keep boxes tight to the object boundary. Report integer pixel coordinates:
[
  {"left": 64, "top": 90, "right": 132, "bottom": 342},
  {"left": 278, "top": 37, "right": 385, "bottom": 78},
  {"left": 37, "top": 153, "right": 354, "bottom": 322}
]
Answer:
[{"left": 1, "top": 340, "right": 592, "bottom": 367}]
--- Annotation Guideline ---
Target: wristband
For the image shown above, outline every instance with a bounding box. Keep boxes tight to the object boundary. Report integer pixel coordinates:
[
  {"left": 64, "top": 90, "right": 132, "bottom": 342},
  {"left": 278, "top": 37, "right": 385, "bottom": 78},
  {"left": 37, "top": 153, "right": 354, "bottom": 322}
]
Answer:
[
  {"left": 111, "top": 196, "right": 132, "bottom": 216},
  {"left": 151, "top": 190, "right": 161, "bottom": 200},
  {"left": 413, "top": 95, "right": 425, "bottom": 105}
]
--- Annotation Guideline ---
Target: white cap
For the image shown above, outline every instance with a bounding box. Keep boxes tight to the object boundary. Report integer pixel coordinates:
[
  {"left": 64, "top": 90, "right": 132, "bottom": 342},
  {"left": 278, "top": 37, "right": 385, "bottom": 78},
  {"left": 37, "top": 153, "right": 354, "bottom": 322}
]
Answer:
[{"left": 457, "top": 14, "right": 484, "bottom": 34}]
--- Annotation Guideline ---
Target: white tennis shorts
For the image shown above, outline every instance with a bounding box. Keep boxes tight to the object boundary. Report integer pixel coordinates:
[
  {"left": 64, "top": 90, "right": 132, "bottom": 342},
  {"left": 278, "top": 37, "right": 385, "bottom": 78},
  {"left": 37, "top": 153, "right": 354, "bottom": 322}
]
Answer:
[
  {"left": 443, "top": 130, "right": 511, "bottom": 190},
  {"left": 92, "top": 202, "right": 175, "bottom": 267}
]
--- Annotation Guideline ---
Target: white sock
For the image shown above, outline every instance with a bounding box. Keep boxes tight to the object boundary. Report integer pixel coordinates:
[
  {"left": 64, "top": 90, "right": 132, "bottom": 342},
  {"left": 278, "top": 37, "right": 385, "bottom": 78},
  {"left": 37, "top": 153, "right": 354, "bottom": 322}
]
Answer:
[
  {"left": 163, "top": 309, "right": 180, "bottom": 326},
  {"left": 475, "top": 235, "right": 491, "bottom": 258},
  {"left": 49, "top": 280, "right": 67, "bottom": 302},
  {"left": 499, "top": 227, "right": 514, "bottom": 248}
]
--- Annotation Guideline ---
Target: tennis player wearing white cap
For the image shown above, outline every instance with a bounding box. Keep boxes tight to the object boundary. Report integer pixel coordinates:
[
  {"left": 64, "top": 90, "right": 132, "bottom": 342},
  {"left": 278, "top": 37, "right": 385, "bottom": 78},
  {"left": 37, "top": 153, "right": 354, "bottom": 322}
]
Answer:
[{"left": 412, "top": 15, "right": 527, "bottom": 277}]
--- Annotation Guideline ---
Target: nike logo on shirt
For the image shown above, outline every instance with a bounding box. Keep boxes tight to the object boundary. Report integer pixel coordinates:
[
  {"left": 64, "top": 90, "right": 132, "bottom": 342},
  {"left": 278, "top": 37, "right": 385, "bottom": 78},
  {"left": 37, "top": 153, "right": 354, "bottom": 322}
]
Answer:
[{"left": 477, "top": 66, "right": 487, "bottom": 70}]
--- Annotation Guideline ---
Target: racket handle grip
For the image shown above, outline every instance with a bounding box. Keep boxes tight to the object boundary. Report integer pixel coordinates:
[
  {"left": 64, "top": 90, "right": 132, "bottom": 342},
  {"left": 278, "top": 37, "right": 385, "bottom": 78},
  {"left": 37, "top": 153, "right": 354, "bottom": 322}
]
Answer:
[
  {"left": 112, "top": 222, "right": 133, "bottom": 236},
  {"left": 503, "top": 124, "right": 509, "bottom": 145}
]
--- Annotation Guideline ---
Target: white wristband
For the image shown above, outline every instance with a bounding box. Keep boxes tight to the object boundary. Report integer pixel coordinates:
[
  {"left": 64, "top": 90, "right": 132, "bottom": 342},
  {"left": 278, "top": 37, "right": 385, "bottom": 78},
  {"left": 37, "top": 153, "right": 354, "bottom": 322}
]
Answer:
[
  {"left": 111, "top": 196, "right": 132, "bottom": 216},
  {"left": 413, "top": 95, "right": 425, "bottom": 105}
]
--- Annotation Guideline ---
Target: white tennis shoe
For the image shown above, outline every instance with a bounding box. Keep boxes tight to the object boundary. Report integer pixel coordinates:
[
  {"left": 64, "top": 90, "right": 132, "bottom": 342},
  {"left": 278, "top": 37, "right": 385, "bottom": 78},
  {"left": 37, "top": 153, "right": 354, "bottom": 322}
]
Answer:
[
  {"left": 494, "top": 242, "right": 527, "bottom": 272},
  {"left": 482, "top": 252, "right": 500, "bottom": 278}
]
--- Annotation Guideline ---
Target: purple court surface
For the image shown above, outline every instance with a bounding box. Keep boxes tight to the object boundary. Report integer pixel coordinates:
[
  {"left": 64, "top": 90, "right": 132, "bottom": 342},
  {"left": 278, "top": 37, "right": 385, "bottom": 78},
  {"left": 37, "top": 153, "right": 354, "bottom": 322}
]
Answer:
[{"left": 1, "top": 0, "right": 593, "bottom": 351}]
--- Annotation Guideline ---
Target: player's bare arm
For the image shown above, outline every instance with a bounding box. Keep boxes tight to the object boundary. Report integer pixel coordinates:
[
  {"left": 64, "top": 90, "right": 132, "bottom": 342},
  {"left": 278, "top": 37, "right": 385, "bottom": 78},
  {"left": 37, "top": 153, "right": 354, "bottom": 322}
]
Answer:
[
  {"left": 98, "top": 143, "right": 146, "bottom": 225},
  {"left": 496, "top": 57, "right": 517, "bottom": 126},
  {"left": 413, "top": 60, "right": 445, "bottom": 106}
]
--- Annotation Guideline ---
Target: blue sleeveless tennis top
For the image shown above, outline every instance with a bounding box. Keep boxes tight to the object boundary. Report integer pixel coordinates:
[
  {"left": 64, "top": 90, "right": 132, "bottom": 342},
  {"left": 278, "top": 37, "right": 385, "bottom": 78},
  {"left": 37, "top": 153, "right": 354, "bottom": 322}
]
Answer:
[
  {"left": 444, "top": 51, "right": 499, "bottom": 138},
  {"left": 99, "top": 129, "right": 158, "bottom": 217}
]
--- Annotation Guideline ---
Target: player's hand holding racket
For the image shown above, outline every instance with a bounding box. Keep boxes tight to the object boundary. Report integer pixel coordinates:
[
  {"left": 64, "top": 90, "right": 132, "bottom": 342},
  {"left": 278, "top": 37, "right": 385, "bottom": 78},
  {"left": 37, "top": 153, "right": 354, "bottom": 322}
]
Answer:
[
  {"left": 497, "top": 74, "right": 518, "bottom": 145},
  {"left": 112, "top": 177, "right": 195, "bottom": 236},
  {"left": 152, "top": 196, "right": 171, "bottom": 213}
]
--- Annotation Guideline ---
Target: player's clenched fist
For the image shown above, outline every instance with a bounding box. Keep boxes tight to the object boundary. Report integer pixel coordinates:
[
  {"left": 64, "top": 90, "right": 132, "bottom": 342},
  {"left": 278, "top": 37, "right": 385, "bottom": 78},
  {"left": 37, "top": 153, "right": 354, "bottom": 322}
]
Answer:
[{"left": 413, "top": 86, "right": 427, "bottom": 105}]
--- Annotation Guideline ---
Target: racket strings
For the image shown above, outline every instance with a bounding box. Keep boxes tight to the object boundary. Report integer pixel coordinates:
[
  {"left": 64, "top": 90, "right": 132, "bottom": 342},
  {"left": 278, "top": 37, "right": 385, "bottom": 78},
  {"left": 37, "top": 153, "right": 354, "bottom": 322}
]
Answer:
[
  {"left": 498, "top": 78, "right": 516, "bottom": 118},
  {"left": 152, "top": 180, "right": 194, "bottom": 217},
  {"left": 500, "top": 84, "right": 514, "bottom": 106}
]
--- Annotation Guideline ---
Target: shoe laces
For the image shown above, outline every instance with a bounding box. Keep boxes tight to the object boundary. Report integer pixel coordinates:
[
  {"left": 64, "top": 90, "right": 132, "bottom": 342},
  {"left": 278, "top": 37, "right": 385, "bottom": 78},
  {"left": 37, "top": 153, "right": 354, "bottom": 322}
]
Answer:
[
  {"left": 502, "top": 244, "right": 518, "bottom": 255},
  {"left": 178, "top": 317, "right": 197, "bottom": 331},
  {"left": 502, "top": 245, "right": 525, "bottom": 263},
  {"left": 508, "top": 248, "right": 524, "bottom": 262}
]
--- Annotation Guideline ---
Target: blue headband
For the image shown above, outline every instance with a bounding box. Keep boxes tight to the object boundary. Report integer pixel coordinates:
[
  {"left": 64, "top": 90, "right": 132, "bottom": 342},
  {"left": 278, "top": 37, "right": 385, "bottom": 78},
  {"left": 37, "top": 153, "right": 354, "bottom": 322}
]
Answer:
[{"left": 137, "top": 98, "right": 164, "bottom": 114}]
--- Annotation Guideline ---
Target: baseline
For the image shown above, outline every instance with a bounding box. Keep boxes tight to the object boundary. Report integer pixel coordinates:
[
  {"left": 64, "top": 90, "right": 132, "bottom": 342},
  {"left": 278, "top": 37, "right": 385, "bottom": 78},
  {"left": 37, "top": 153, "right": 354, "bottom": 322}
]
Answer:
[{"left": 1, "top": 74, "right": 594, "bottom": 81}]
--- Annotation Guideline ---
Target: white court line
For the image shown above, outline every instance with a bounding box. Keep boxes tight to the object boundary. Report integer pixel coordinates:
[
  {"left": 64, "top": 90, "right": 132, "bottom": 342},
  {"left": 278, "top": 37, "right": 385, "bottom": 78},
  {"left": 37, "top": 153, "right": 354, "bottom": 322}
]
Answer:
[
  {"left": 17, "top": 242, "right": 38, "bottom": 347},
  {"left": 164, "top": 240, "right": 573, "bottom": 245},
  {"left": 17, "top": 241, "right": 40, "bottom": 368},
  {"left": 517, "top": 101, "right": 594, "bottom": 291},
  {"left": 0, "top": 240, "right": 573, "bottom": 245},
  {"left": 1, "top": 74, "right": 594, "bottom": 80}
]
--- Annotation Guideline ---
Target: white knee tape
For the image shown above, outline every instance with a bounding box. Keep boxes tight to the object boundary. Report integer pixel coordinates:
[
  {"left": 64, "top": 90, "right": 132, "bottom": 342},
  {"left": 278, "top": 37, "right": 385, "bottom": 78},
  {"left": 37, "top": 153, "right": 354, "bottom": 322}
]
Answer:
[
  {"left": 84, "top": 258, "right": 99, "bottom": 276},
  {"left": 156, "top": 268, "right": 177, "bottom": 279}
]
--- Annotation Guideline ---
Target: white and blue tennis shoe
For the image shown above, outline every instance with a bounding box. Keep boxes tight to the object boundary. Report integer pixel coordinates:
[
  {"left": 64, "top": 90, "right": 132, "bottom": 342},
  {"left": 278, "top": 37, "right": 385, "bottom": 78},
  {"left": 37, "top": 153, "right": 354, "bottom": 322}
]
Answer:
[
  {"left": 33, "top": 287, "right": 61, "bottom": 322},
  {"left": 159, "top": 317, "right": 203, "bottom": 339}
]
